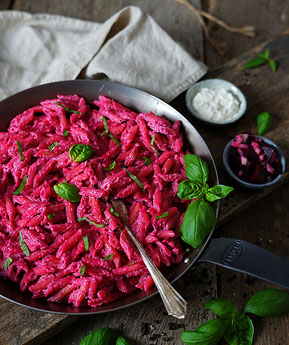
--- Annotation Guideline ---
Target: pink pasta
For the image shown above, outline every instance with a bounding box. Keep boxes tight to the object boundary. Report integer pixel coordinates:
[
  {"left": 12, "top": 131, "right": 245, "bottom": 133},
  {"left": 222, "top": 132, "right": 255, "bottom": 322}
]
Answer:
[{"left": 0, "top": 94, "right": 190, "bottom": 308}]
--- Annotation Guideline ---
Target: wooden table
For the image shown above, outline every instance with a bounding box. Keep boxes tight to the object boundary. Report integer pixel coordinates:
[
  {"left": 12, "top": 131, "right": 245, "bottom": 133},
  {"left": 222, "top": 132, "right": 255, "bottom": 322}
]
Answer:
[{"left": 1, "top": 1, "right": 289, "bottom": 344}]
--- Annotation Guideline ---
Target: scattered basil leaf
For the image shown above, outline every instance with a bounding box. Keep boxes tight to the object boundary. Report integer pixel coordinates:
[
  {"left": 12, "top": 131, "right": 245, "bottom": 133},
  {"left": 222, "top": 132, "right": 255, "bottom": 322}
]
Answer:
[
  {"left": 56, "top": 101, "right": 82, "bottom": 114},
  {"left": 268, "top": 59, "right": 276, "bottom": 72},
  {"left": 54, "top": 182, "right": 80, "bottom": 202},
  {"left": 181, "top": 318, "right": 229, "bottom": 345},
  {"left": 205, "top": 298, "right": 237, "bottom": 318},
  {"left": 103, "top": 253, "right": 113, "bottom": 261},
  {"left": 206, "top": 185, "right": 234, "bottom": 202},
  {"left": 80, "top": 328, "right": 113, "bottom": 345},
  {"left": 80, "top": 264, "right": 86, "bottom": 276},
  {"left": 3, "top": 257, "right": 13, "bottom": 271},
  {"left": 105, "top": 161, "right": 116, "bottom": 171},
  {"left": 48, "top": 213, "right": 56, "bottom": 221},
  {"left": 224, "top": 313, "right": 254, "bottom": 345},
  {"left": 100, "top": 115, "right": 121, "bottom": 148},
  {"left": 108, "top": 132, "right": 121, "bottom": 148},
  {"left": 126, "top": 169, "right": 144, "bottom": 191},
  {"left": 48, "top": 141, "right": 58, "bottom": 151},
  {"left": 242, "top": 57, "right": 266, "bottom": 70},
  {"left": 257, "top": 111, "right": 272, "bottom": 136},
  {"left": 180, "top": 199, "right": 216, "bottom": 248},
  {"left": 243, "top": 49, "right": 276, "bottom": 72},
  {"left": 132, "top": 153, "right": 151, "bottom": 166},
  {"left": 151, "top": 134, "right": 160, "bottom": 155},
  {"left": 117, "top": 225, "right": 129, "bottom": 243},
  {"left": 69, "top": 144, "right": 93, "bottom": 163},
  {"left": 63, "top": 129, "right": 68, "bottom": 137},
  {"left": 14, "top": 174, "right": 28, "bottom": 195},
  {"left": 155, "top": 211, "right": 169, "bottom": 219},
  {"left": 183, "top": 154, "right": 209, "bottom": 184},
  {"left": 116, "top": 336, "right": 131, "bottom": 345},
  {"left": 128, "top": 262, "right": 136, "bottom": 266},
  {"left": 77, "top": 217, "right": 106, "bottom": 228},
  {"left": 19, "top": 230, "right": 30, "bottom": 257},
  {"left": 178, "top": 180, "right": 207, "bottom": 200},
  {"left": 244, "top": 289, "right": 289, "bottom": 317},
  {"left": 83, "top": 236, "right": 89, "bottom": 251},
  {"left": 17, "top": 141, "right": 24, "bottom": 162},
  {"left": 258, "top": 48, "right": 269, "bottom": 59},
  {"left": 110, "top": 207, "right": 119, "bottom": 217}
]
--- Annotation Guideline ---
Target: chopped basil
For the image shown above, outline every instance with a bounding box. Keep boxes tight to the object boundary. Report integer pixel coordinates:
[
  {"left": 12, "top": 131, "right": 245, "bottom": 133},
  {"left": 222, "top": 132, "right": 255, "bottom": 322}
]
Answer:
[
  {"left": 100, "top": 115, "right": 121, "bottom": 148},
  {"left": 48, "top": 213, "right": 56, "bottom": 221},
  {"left": 126, "top": 169, "right": 144, "bottom": 191},
  {"left": 19, "top": 230, "right": 30, "bottom": 257},
  {"left": 63, "top": 129, "right": 68, "bottom": 137},
  {"left": 77, "top": 217, "right": 106, "bottom": 228},
  {"left": 155, "top": 211, "right": 169, "bottom": 219},
  {"left": 17, "top": 141, "right": 24, "bottom": 162},
  {"left": 117, "top": 226, "right": 129, "bottom": 243},
  {"left": 103, "top": 253, "right": 113, "bottom": 261},
  {"left": 83, "top": 236, "right": 89, "bottom": 251},
  {"left": 69, "top": 144, "right": 93, "bottom": 163},
  {"left": 127, "top": 262, "right": 136, "bottom": 266},
  {"left": 48, "top": 142, "right": 58, "bottom": 151},
  {"left": 54, "top": 182, "right": 80, "bottom": 202},
  {"left": 56, "top": 101, "right": 82, "bottom": 114},
  {"left": 3, "top": 257, "right": 13, "bottom": 270},
  {"left": 110, "top": 207, "right": 119, "bottom": 217},
  {"left": 131, "top": 153, "right": 151, "bottom": 166},
  {"left": 14, "top": 174, "right": 28, "bottom": 195},
  {"left": 80, "top": 264, "right": 86, "bottom": 275},
  {"left": 151, "top": 134, "right": 160, "bottom": 155},
  {"left": 105, "top": 161, "right": 116, "bottom": 171}
]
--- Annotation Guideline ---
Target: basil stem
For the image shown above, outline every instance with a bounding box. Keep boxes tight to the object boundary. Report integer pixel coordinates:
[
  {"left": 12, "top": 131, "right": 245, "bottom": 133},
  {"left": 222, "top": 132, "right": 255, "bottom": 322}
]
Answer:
[
  {"left": 17, "top": 141, "right": 24, "bottom": 162},
  {"left": 19, "top": 230, "right": 30, "bottom": 256},
  {"left": 56, "top": 101, "right": 82, "bottom": 114},
  {"left": 14, "top": 174, "right": 28, "bottom": 195}
]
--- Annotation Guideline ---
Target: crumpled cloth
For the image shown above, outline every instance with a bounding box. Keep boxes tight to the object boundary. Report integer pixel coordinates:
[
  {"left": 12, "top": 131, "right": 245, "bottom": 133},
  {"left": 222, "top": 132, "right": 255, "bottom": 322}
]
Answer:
[{"left": 0, "top": 6, "right": 207, "bottom": 102}]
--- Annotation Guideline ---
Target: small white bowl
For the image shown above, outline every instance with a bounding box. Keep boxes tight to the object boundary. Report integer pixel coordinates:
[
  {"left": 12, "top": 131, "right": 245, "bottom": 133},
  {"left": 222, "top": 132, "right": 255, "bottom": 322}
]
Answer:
[{"left": 186, "top": 78, "right": 247, "bottom": 125}]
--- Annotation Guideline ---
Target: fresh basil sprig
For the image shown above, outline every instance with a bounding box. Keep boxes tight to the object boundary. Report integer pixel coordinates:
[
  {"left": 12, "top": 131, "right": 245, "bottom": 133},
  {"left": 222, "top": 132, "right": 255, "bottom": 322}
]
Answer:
[
  {"left": 182, "top": 289, "right": 289, "bottom": 345},
  {"left": 54, "top": 182, "right": 80, "bottom": 202},
  {"left": 257, "top": 111, "right": 272, "bottom": 136},
  {"left": 178, "top": 154, "right": 233, "bottom": 248},
  {"left": 80, "top": 328, "right": 131, "bottom": 345},
  {"left": 242, "top": 48, "right": 276, "bottom": 72},
  {"left": 69, "top": 144, "right": 93, "bottom": 163}
]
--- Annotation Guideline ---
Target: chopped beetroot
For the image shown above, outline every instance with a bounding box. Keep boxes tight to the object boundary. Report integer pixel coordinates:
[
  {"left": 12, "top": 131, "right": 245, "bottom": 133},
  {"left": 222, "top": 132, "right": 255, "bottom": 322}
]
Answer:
[{"left": 228, "top": 134, "right": 282, "bottom": 184}]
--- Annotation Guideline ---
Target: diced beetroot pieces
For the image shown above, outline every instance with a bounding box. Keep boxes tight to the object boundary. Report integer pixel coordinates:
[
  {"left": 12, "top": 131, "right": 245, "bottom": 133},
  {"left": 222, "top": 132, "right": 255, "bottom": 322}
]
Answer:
[
  {"left": 266, "top": 164, "right": 275, "bottom": 174},
  {"left": 251, "top": 142, "right": 261, "bottom": 155},
  {"left": 240, "top": 156, "right": 248, "bottom": 166}
]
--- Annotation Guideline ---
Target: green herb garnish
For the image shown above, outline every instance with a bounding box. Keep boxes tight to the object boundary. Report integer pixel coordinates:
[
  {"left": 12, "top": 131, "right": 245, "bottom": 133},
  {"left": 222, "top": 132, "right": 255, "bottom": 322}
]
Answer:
[
  {"left": 242, "top": 48, "right": 276, "bottom": 72},
  {"left": 151, "top": 134, "right": 160, "bottom": 155},
  {"left": 69, "top": 144, "right": 93, "bottom": 162},
  {"left": 3, "top": 257, "right": 13, "bottom": 271},
  {"left": 77, "top": 217, "right": 106, "bottom": 228},
  {"left": 117, "top": 226, "right": 129, "bottom": 243},
  {"left": 116, "top": 336, "right": 131, "bottom": 345},
  {"left": 110, "top": 207, "right": 119, "bottom": 217},
  {"left": 126, "top": 169, "right": 144, "bottom": 191},
  {"left": 105, "top": 161, "right": 116, "bottom": 171},
  {"left": 257, "top": 111, "right": 272, "bottom": 136},
  {"left": 56, "top": 101, "right": 82, "bottom": 114},
  {"left": 100, "top": 115, "right": 121, "bottom": 148},
  {"left": 17, "top": 141, "right": 24, "bottom": 162},
  {"left": 14, "top": 174, "right": 28, "bottom": 196},
  {"left": 48, "top": 141, "right": 58, "bottom": 151},
  {"left": 54, "top": 182, "right": 80, "bottom": 202},
  {"left": 155, "top": 211, "right": 169, "bottom": 219},
  {"left": 63, "top": 129, "right": 68, "bottom": 137},
  {"left": 80, "top": 264, "right": 86, "bottom": 275},
  {"left": 83, "top": 236, "right": 89, "bottom": 251},
  {"left": 19, "top": 230, "right": 30, "bottom": 257},
  {"left": 80, "top": 328, "right": 113, "bottom": 345},
  {"left": 103, "top": 253, "right": 113, "bottom": 261},
  {"left": 48, "top": 213, "right": 56, "bottom": 221},
  {"left": 132, "top": 153, "right": 151, "bottom": 166}
]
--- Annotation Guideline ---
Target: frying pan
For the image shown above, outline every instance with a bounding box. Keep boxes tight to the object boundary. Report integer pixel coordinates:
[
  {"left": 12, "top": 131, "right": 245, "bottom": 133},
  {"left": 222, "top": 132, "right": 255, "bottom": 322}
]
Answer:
[{"left": 0, "top": 80, "right": 288, "bottom": 315}]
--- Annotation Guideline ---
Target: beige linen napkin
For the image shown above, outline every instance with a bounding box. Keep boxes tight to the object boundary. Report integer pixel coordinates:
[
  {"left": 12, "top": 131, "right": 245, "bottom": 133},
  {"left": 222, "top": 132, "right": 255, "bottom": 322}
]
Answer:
[{"left": 0, "top": 6, "right": 207, "bottom": 103}]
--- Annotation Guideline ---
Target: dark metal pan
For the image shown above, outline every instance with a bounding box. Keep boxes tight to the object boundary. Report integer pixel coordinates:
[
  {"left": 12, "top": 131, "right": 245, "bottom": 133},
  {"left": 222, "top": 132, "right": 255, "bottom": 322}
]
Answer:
[{"left": 0, "top": 80, "right": 288, "bottom": 315}]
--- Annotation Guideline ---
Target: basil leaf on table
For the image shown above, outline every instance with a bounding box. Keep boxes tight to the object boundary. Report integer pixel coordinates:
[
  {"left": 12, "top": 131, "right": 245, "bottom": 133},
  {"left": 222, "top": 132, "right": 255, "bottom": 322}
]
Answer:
[
  {"left": 178, "top": 180, "right": 208, "bottom": 200},
  {"left": 69, "top": 144, "right": 93, "bottom": 163},
  {"left": 242, "top": 57, "right": 266, "bottom": 70},
  {"left": 205, "top": 298, "right": 237, "bottom": 318},
  {"left": 224, "top": 313, "right": 254, "bottom": 345},
  {"left": 116, "top": 336, "right": 131, "bottom": 345},
  {"left": 244, "top": 289, "right": 289, "bottom": 317},
  {"left": 180, "top": 199, "right": 216, "bottom": 248},
  {"left": 54, "top": 182, "right": 80, "bottom": 202},
  {"left": 205, "top": 185, "right": 234, "bottom": 202},
  {"left": 181, "top": 318, "right": 229, "bottom": 345},
  {"left": 258, "top": 48, "right": 269, "bottom": 59},
  {"left": 257, "top": 111, "right": 272, "bottom": 136},
  {"left": 183, "top": 154, "right": 209, "bottom": 184},
  {"left": 268, "top": 59, "right": 276, "bottom": 72},
  {"left": 80, "top": 328, "right": 113, "bottom": 345}
]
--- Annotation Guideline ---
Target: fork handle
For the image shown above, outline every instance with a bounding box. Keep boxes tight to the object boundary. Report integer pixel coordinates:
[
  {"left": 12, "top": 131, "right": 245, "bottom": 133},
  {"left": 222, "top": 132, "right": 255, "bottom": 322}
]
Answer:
[{"left": 125, "top": 226, "right": 187, "bottom": 319}]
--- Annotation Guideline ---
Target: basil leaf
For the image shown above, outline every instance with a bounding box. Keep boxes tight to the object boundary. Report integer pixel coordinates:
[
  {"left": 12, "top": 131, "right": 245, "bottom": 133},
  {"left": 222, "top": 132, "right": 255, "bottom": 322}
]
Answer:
[
  {"left": 80, "top": 328, "right": 113, "bottom": 345},
  {"left": 80, "top": 264, "right": 86, "bottom": 276},
  {"left": 100, "top": 115, "right": 121, "bottom": 148},
  {"left": 181, "top": 318, "right": 229, "bottom": 345},
  {"left": 17, "top": 141, "right": 24, "bottom": 162},
  {"left": 54, "top": 182, "right": 80, "bottom": 202},
  {"left": 126, "top": 169, "right": 144, "bottom": 191},
  {"left": 103, "top": 253, "right": 113, "bottom": 261},
  {"left": 108, "top": 132, "right": 121, "bottom": 148},
  {"left": 178, "top": 180, "right": 207, "bottom": 200},
  {"left": 56, "top": 101, "right": 82, "bottom": 114},
  {"left": 244, "top": 289, "right": 289, "bottom": 317},
  {"left": 105, "top": 161, "right": 116, "bottom": 171},
  {"left": 63, "top": 129, "right": 68, "bottom": 137},
  {"left": 242, "top": 57, "right": 266, "bottom": 70},
  {"left": 268, "top": 58, "right": 276, "bottom": 72},
  {"left": 14, "top": 174, "right": 28, "bottom": 195},
  {"left": 83, "top": 236, "right": 89, "bottom": 251},
  {"left": 77, "top": 217, "right": 106, "bottom": 228},
  {"left": 3, "top": 257, "right": 13, "bottom": 271},
  {"left": 48, "top": 213, "right": 56, "bottom": 221},
  {"left": 151, "top": 134, "right": 160, "bottom": 155},
  {"left": 19, "top": 230, "right": 30, "bottom": 257},
  {"left": 205, "top": 298, "right": 237, "bottom": 318},
  {"left": 117, "top": 225, "right": 129, "bottom": 243},
  {"left": 110, "top": 207, "right": 119, "bottom": 217},
  {"left": 116, "top": 336, "right": 131, "bottom": 345},
  {"left": 258, "top": 48, "right": 269, "bottom": 59},
  {"left": 48, "top": 141, "right": 58, "bottom": 151},
  {"left": 184, "top": 154, "right": 209, "bottom": 184},
  {"left": 206, "top": 185, "right": 234, "bottom": 202},
  {"left": 180, "top": 199, "right": 216, "bottom": 248},
  {"left": 132, "top": 153, "right": 151, "bottom": 166},
  {"left": 224, "top": 314, "right": 254, "bottom": 345},
  {"left": 257, "top": 111, "right": 272, "bottom": 136},
  {"left": 155, "top": 211, "right": 169, "bottom": 219},
  {"left": 69, "top": 144, "right": 93, "bottom": 163}
]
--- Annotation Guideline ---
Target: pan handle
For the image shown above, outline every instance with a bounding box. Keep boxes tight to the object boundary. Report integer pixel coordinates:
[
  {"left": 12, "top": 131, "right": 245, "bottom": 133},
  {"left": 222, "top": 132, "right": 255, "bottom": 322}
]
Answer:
[{"left": 198, "top": 238, "right": 289, "bottom": 289}]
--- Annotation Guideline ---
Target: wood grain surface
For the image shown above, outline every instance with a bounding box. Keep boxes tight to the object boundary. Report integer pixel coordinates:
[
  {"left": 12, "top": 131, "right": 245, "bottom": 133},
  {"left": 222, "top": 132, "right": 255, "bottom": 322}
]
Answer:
[{"left": 0, "top": 1, "right": 289, "bottom": 345}]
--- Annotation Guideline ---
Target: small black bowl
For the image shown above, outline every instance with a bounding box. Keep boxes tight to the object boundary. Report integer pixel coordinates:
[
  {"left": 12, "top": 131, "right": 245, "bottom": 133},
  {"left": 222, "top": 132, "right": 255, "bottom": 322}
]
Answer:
[{"left": 223, "top": 135, "right": 286, "bottom": 189}]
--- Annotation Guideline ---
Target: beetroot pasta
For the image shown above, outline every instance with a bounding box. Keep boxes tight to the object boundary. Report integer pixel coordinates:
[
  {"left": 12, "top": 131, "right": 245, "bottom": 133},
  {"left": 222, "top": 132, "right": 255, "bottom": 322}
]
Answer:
[{"left": 0, "top": 94, "right": 190, "bottom": 308}]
